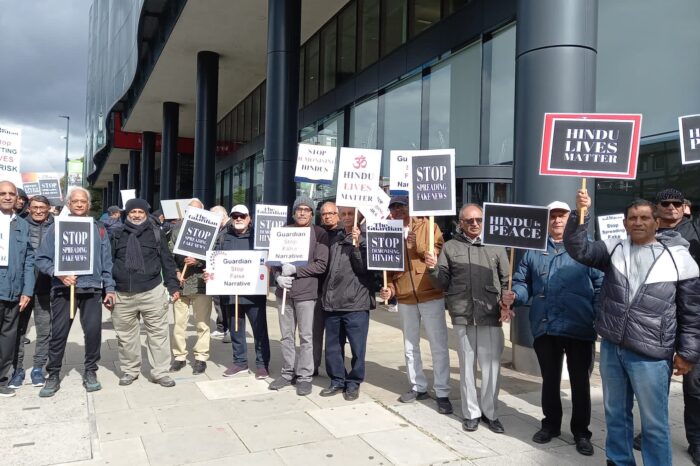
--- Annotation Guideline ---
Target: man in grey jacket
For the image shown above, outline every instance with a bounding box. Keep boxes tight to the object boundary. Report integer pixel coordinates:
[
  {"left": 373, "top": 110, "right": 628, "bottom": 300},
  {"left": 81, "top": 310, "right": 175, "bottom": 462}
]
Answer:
[{"left": 426, "top": 203, "right": 510, "bottom": 433}]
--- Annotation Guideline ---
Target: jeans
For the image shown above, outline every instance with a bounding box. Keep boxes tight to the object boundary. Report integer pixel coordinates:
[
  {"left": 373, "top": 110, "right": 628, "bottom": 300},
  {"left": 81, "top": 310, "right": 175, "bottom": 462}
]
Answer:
[
  {"left": 324, "top": 310, "right": 369, "bottom": 390},
  {"left": 0, "top": 300, "right": 20, "bottom": 381},
  {"left": 13, "top": 293, "right": 51, "bottom": 370},
  {"left": 533, "top": 334, "right": 594, "bottom": 439},
  {"left": 224, "top": 299, "right": 270, "bottom": 369},
  {"left": 277, "top": 298, "right": 315, "bottom": 383},
  {"left": 397, "top": 298, "right": 450, "bottom": 397},
  {"left": 684, "top": 363, "right": 700, "bottom": 445},
  {"left": 600, "top": 339, "right": 672, "bottom": 466}
]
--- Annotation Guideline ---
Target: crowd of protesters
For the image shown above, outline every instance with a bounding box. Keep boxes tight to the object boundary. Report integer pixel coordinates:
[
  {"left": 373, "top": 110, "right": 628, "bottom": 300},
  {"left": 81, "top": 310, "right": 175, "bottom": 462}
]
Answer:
[{"left": 0, "top": 179, "right": 699, "bottom": 465}]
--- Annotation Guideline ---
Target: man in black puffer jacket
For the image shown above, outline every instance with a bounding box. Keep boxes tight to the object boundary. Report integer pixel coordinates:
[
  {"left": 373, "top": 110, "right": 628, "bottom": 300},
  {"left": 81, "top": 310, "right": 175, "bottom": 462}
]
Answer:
[{"left": 565, "top": 191, "right": 700, "bottom": 466}]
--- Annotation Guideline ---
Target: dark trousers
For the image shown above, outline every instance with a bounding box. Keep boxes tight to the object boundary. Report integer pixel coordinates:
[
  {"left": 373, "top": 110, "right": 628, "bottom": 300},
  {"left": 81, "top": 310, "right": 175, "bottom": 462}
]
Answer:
[
  {"left": 684, "top": 363, "right": 700, "bottom": 445},
  {"left": 313, "top": 300, "right": 325, "bottom": 372},
  {"left": 324, "top": 310, "right": 369, "bottom": 390},
  {"left": 47, "top": 290, "right": 103, "bottom": 376},
  {"left": 224, "top": 302, "right": 270, "bottom": 369},
  {"left": 533, "top": 334, "right": 594, "bottom": 439},
  {"left": 213, "top": 296, "right": 228, "bottom": 333},
  {"left": 13, "top": 293, "right": 51, "bottom": 370},
  {"left": 0, "top": 300, "right": 20, "bottom": 381}
]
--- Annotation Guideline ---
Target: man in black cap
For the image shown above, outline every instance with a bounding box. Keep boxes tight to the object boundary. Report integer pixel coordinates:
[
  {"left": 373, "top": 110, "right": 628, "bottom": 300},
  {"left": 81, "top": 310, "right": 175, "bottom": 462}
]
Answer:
[
  {"left": 109, "top": 198, "right": 180, "bottom": 387},
  {"left": 104, "top": 205, "right": 123, "bottom": 238},
  {"left": 14, "top": 188, "right": 29, "bottom": 218}
]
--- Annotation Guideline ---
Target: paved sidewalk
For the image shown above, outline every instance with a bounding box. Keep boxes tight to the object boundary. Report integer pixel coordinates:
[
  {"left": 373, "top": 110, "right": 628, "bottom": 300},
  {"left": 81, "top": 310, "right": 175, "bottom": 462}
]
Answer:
[{"left": 1, "top": 297, "right": 694, "bottom": 465}]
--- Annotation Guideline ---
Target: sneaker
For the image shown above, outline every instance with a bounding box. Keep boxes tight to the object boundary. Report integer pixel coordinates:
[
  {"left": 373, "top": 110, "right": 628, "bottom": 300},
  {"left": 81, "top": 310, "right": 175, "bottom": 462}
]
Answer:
[
  {"left": 268, "top": 376, "right": 292, "bottom": 390},
  {"left": 192, "top": 360, "right": 207, "bottom": 375},
  {"left": 83, "top": 371, "right": 102, "bottom": 392},
  {"left": 296, "top": 380, "right": 312, "bottom": 396},
  {"left": 399, "top": 389, "right": 430, "bottom": 403},
  {"left": 30, "top": 367, "right": 45, "bottom": 387},
  {"left": 169, "top": 359, "right": 186, "bottom": 372},
  {"left": 0, "top": 386, "right": 16, "bottom": 397},
  {"left": 152, "top": 376, "right": 176, "bottom": 388},
  {"left": 320, "top": 385, "right": 344, "bottom": 397},
  {"left": 8, "top": 368, "right": 25, "bottom": 389},
  {"left": 211, "top": 330, "right": 226, "bottom": 338},
  {"left": 532, "top": 428, "right": 560, "bottom": 444},
  {"left": 481, "top": 415, "right": 505, "bottom": 434},
  {"left": 575, "top": 437, "right": 594, "bottom": 456},
  {"left": 343, "top": 386, "right": 359, "bottom": 401},
  {"left": 223, "top": 364, "right": 249, "bottom": 377},
  {"left": 222, "top": 332, "right": 232, "bottom": 343},
  {"left": 119, "top": 374, "right": 138, "bottom": 386},
  {"left": 254, "top": 367, "right": 269, "bottom": 379},
  {"left": 436, "top": 397, "right": 453, "bottom": 414},
  {"left": 39, "top": 375, "right": 60, "bottom": 397}
]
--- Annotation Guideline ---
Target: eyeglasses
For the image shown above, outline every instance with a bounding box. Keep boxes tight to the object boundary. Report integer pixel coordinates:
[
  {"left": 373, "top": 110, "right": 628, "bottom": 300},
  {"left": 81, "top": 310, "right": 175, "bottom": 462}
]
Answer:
[
  {"left": 231, "top": 213, "right": 248, "bottom": 220},
  {"left": 660, "top": 200, "right": 683, "bottom": 208},
  {"left": 460, "top": 217, "right": 483, "bottom": 225},
  {"left": 320, "top": 212, "right": 337, "bottom": 217},
  {"left": 295, "top": 207, "right": 312, "bottom": 213}
]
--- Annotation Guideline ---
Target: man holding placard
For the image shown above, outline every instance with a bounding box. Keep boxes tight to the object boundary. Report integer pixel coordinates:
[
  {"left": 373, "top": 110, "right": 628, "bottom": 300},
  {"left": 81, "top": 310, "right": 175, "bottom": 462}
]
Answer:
[
  {"left": 426, "top": 204, "right": 510, "bottom": 433},
  {"left": 109, "top": 199, "right": 180, "bottom": 388},
  {"left": 35, "top": 187, "right": 116, "bottom": 397},
  {"left": 0, "top": 181, "right": 35, "bottom": 397}
]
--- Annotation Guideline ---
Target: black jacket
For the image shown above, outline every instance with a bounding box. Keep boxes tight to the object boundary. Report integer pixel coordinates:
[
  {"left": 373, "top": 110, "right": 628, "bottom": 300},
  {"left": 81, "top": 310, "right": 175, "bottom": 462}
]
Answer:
[
  {"left": 25, "top": 214, "right": 54, "bottom": 294},
  {"left": 273, "top": 224, "right": 329, "bottom": 302},
  {"left": 674, "top": 217, "right": 700, "bottom": 265},
  {"left": 111, "top": 220, "right": 180, "bottom": 295},
  {"left": 214, "top": 224, "right": 266, "bottom": 307},
  {"left": 322, "top": 229, "right": 375, "bottom": 312},
  {"left": 564, "top": 213, "right": 700, "bottom": 362}
]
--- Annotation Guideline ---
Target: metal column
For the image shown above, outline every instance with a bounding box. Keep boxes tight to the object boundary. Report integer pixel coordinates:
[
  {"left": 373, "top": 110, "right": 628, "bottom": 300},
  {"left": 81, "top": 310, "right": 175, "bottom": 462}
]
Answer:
[
  {"left": 128, "top": 150, "right": 140, "bottom": 190},
  {"left": 112, "top": 174, "right": 120, "bottom": 207},
  {"left": 140, "top": 131, "right": 156, "bottom": 207},
  {"left": 161, "top": 102, "right": 179, "bottom": 202},
  {"left": 193, "top": 52, "right": 219, "bottom": 208}
]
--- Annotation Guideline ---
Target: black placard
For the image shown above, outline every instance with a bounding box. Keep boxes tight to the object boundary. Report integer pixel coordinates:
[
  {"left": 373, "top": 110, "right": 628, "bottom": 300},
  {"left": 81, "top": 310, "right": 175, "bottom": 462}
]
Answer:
[
  {"left": 173, "top": 209, "right": 221, "bottom": 260},
  {"left": 409, "top": 150, "right": 456, "bottom": 216},
  {"left": 23, "top": 182, "right": 41, "bottom": 197},
  {"left": 679, "top": 114, "right": 700, "bottom": 165},
  {"left": 482, "top": 203, "right": 549, "bottom": 251},
  {"left": 254, "top": 204, "right": 288, "bottom": 250},
  {"left": 55, "top": 218, "right": 94, "bottom": 274},
  {"left": 366, "top": 220, "right": 405, "bottom": 271},
  {"left": 39, "top": 179, "right": 62, "bottom": 201}
]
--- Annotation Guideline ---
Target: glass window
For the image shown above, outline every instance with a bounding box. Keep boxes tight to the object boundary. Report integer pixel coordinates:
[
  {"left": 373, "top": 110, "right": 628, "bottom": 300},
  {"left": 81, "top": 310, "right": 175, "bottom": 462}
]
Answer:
[
  {"left": 359, "top": 0, "right": 380, "bottom": 70},
  {"left": 382, "top": 75, "right": 422, "bottom": 175},
  {"left": 231, "top": 107, "right": 238, "bottom": 143},
  {"left": 253, "top": 152, "right": 264, "bottom": 202},
  {"left": 305, "top": 34, "right": 320, "bottom": 104},
  {"left": 411, "top": 0, "right": 441, "bottom": 37},
  {"left": 260, "top": 82, "right": 266, "bottom": 134},
  {"left": 237, "top": 105, "right": 245, "bottom": 143},
  {"left": 251, "top": 87, "right": 260, "bottom": 138},
  {"left": 483, "top": 24, "right": 515, "bottom": 165},
  {"left": 381, "top": 0, "right": 407, "bottom": 56},
  {"left": 215, "top": 172, "right": 222, "bottom": 204},
  {"left": 350, "top": 97, "right": 378, "bottom": 150},
  {"left": 427, "top": 41, "right": 481, "bottom": 165},
  {"left": 222, "top": 168, "right": 231, "bottom": 208},
  {"left": 244, "top": 96, "right": 252, "bottom": 142},
  {"left": 299, "top": 46, "right": 305, "bottom": 109},
  {"left": 232, "top": 161, "right": 250, "bottom": 205},
  {"left": 320, "top": 20, "right": 337, "bottom": 95},
  {"left": 337, "top": 3, "right": 357, "bottom": 83},
  {"left": 445, "top": 0, "right": 471, "bottom": 15}
]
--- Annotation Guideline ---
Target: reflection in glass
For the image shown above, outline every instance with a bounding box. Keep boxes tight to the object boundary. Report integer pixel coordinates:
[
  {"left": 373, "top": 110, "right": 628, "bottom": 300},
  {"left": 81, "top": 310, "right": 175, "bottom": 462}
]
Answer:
[
  {"left": 305, "top": 35, "right": 320, "bottom": 104},
  {"left": 484, "top": 25, "right": 515, "bottom": 165},
  {"left": 359, "top": 0, "right": 380, "bottom": 69},
  {"left": 412, "top": 0, "right": 441, "bottom": 37},
  {"left": 337, "top": 3, "right": 357, "bottom": 83},
  {"left": 253, "top": 152, "right": 264, "bottom": 203},
  {"left": 381, "top": 0, "right": 407, "bottom": 56},
  {"left": 383, "top": 76, "right": 421, "bottom": 176},
  {"left": 350, "top": 98, "right": 378, "bottom": 150},
  {"left": 321, "top": 21, "right": 337, "bottom": 95}
]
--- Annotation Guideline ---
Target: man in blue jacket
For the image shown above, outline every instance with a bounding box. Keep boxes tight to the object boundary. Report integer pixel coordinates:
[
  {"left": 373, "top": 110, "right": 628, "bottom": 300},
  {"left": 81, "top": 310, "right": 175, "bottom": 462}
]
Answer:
[
  {"left": 0, "top": 181, "right": 35, "bottom": 397},
  {"left": 501, "top": 201, "right": 602, "bottom": 456},
  {"left": 35, "top": 187, "right": 116, "bottom": 397}
]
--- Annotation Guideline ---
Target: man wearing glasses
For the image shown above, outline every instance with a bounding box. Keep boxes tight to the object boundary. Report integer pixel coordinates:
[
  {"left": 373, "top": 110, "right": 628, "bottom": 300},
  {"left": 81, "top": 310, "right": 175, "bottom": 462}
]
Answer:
[
  {"left": 269, "top": 196, "right": 328, "bottom": 396},
  {"left": 426, "top": 204, "right": 510, "bottom": 433}
]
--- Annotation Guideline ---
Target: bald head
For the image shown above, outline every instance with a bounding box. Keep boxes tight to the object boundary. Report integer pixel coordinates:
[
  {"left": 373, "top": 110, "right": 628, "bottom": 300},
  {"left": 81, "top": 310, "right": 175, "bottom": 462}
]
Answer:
[{"left": 188, "top": 198, "right": 204, "bottom": 210}]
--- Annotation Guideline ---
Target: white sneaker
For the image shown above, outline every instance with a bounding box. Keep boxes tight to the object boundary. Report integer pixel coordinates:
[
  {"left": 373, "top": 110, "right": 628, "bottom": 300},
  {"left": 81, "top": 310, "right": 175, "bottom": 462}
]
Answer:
[
  {"left": 211, "top": 330, "right": 226, "bottom": 338},
  {"left": 222, "top": 331, "right": 231, "bottom": 343}
]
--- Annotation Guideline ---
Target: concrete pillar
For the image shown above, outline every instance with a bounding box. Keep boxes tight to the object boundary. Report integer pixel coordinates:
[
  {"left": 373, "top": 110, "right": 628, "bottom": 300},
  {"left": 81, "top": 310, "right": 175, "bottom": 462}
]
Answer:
[
  {"left": 119, "top": 164, "right": 128, "bottom": 190},
  {"left": 161, "top": 102, "right": 179, "bottom": 202},
  {"left": 141, "top": 131, "right": 156, "bottom": 207},
  {"left": 106, "top": 181, "right": 114, "bottom": 207},
  {"left": 128, "top": 150, "right": 140, "bottom": 189},
  {"left": 193, "top": 52, "right": 219, "bottom": 208},
  {"left": 102, "top": 187, "right": 109, "bottom": 212},
  {"left": 112, "top": 174, "right": 120, "bottom": 207}
]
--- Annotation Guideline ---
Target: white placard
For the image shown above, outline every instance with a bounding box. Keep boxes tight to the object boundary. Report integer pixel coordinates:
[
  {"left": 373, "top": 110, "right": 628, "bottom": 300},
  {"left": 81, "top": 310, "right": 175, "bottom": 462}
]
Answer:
[
  {"left": 359, "top": 187, "right": 391, "bottom": 223},
  {"left": 0, "top": 124, "right": 22, "bottom": 186},
  {"left": 206, "top": 250, "right": 269, "bottom": 296},
  {"left": 266, "top": 227, "right": 310, "bottom": 266},
  {"left": 597, "top": 213, "right": 626, "bottom": 241},
  {"left": 294, "top": 143, "right": 337, "bottom": 185},
  {"left": 160, "top": 199, "right": 192, "bottom": 219},
  {"left": 172, "top": 207, "right": 222, "bottom": 260},
  {"left": 389, "top": 150, "right": 411, "bottom": 195},
  {"left": 0, "top": 215, "right": 10, "bottom": 266},
  {"left": 120, "top": 189, "right": 136, "bottom": 208},
  {"left": 335, "top": 147, "right": 382, "bottom": 208},
  {"left": 54, "top": 216, "right": 95, "bottom": 275}
]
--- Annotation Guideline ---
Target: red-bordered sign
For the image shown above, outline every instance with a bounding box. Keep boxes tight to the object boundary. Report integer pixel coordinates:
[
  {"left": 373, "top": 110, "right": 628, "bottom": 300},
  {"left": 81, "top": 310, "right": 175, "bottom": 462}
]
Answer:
[{"left": 540, "top": 113, "right": 642, "bottom": 179}]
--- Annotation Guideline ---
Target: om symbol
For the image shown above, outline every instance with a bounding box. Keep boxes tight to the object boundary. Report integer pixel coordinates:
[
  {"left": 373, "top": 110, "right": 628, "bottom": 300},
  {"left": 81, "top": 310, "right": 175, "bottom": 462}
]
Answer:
[{"left": 353, "top": 155, "right": 367, "bottom": 169}]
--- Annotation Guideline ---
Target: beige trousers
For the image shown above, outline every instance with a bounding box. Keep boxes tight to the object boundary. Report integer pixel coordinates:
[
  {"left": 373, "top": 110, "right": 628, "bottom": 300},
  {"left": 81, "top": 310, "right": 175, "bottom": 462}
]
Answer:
[{"left": 172, "top": 294, "right": 212, "bottom": 361}]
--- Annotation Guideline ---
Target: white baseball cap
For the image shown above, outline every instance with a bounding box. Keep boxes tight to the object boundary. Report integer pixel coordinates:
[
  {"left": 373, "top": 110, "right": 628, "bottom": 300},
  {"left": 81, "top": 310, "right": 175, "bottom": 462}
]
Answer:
[
  {"left": 547, "top": 201, "right": 571, "bottom": 212},
  {"left": 230, "top": 204, "right": 249, "bottom": 216}
]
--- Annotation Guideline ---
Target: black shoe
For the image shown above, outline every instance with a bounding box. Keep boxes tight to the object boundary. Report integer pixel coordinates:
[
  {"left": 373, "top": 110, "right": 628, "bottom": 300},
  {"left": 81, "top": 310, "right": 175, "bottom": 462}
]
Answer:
[
  {"left": 481, "top": 415, "right": 504, "bottom": 434},
  {"left": 39, "top": 374, "right": 60, "bottom": 397},
  {"left": 169, "top": 360, "right": 186, "bottom": 372},
  {"left": 296, "top": 380, "right": 312, "bottom": 396},
  {"left": 269, "top": 376, "right": 292, "bottom": 390},
  {"left": 575, "top": 437, "right": 594, "bottom": 456},
  {"left": 633, "top": 432, "right": 642, "bottom": 451},
  {"left": 23, "top": 336, "right": 30, "bottom": 345},
  {"left": 398, "top": 389, "right": 430, "bottom": 403},
  {"left": 82, "top": 371, "right": 102, "bottom": 392},
  {"left": 343, "top": 387, "right": 359, "bottom": 401},
  {"left": 152, "top": 376, "right": 176, "bottom": 388},
  {"left": 532, "top": 428, "right": 560, "bottom": 444},
  {"left": 462, "top": 418, "right": 480, "bottom": 432},
  {"left": 689, "top": 444, "right": 700, "bottom": 465},
  {"left": 320, "top": 385, "right": 344, "bottom": 397},
  {"left": 192, "top": 360, "right": 207, "bottom": 375},
  {"left": 436, "top": 397, "right": 453, "bottom": 415},
  {"left": 119, "top": 374, "right": 138, "bottom": 386}
]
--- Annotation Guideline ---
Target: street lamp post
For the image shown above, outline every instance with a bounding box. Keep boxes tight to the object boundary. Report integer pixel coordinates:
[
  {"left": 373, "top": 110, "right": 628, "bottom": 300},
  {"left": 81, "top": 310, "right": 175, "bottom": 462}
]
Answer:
[{"left": 59, "top": 115, "right": 70, "bottom": 197}]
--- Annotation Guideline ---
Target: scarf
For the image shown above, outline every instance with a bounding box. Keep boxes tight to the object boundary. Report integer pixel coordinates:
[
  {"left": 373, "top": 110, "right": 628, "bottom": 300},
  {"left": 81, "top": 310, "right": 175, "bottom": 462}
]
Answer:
[{"left": 123, "top": 219, "right": 151, "bottom": 273}]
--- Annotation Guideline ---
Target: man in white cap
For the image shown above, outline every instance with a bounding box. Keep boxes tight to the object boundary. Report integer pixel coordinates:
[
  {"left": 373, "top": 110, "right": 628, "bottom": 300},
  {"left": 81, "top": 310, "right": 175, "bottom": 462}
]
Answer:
[{"left": 501, "top": 201, "right": 603, "bottom": 456}]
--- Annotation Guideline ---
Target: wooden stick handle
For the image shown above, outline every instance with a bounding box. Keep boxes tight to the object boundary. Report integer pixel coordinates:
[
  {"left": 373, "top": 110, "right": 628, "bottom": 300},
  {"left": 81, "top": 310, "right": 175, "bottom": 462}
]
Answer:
[
  {"left": 181, "top": 264, "right": 188, "bottom": 278},
  {"left": 508, "top": 248, "right": 515, "bottom": 291},
  {"left": 579, "top": 178, "right": 587, "bottom": 225},
  {"left": 428, "top": 216, "right": 435, "bottom": 268},
  {"left": 383, "top": 271, "right": 388, "bottom": 305},
  {"left": 353, "top": 209, "right": 358, "bottom": 247},
  {"left": 234, "top": 295, "right": 239, "bottom": 333},
  {"left": 70, "top": 284, "right": 75, "bottom": 320}
]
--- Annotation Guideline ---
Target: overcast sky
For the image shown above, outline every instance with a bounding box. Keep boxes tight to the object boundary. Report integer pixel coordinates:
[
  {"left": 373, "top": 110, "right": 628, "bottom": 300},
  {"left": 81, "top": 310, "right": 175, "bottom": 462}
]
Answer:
[{"left": 0, "top": 0, "right": 91, "bottom": 173}]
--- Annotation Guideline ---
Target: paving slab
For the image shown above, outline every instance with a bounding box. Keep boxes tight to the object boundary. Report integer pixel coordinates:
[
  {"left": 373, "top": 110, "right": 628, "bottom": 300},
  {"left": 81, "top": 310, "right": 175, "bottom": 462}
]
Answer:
[
  {"left": 275, "top": 436, "right": 390, "bottom": 466},
  {"left": 141, "top": 424, "right": 247, "bottom": 465},
  {"left": 229, "top": 411, "right": 333, "bottom": 452},
  {"left": 96, "top": 407, "right": 161, "bottom": 442},
  {"left": 465, "top": 413, "right": 568, "bottom": 456},
  {"left": 90, "top": 388, "right": 129, "bottom": 414},
  {"left": 0, "top": 389, "right": 87, "bottom": 429},
  {"left": 0, "top": 420, "right": 92, "bottom": 466},
  {"left": 196, "top": 376, "right": 270, "bottom": 400},
  {"left": 190, "top": 450, "right": 285, "bottom": 466},
  {"left": 124, "top": 380, "right": 206, "bottom": 408},
  {"left": 153, "top": 399, "right": 237, "bottom": 430},
  {"left": 307, "top": 401, "right": 407, "bottom": 437},
  {"left": 361, "top": 426, "right": 458, "bottom": 465},
  {"left": 98, "top": 437, "right": 149, "bottom": 465},
  {"left": 228, "top": 389, "right": 318, "bottom": 419}
]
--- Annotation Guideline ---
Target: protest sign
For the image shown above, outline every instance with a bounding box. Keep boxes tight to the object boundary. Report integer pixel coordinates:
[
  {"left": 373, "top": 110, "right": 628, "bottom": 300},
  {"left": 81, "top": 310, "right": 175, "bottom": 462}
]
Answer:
[
  {"left": 679, "top": 114, "right": 700, "bottom": 165},
  {"left": 0, "top": 124, "right": 22, "bottom": 186},
  {"left": 482, "top": 203, "right": 549, "bottom": 251},
  {"left": 39, "top": 179, "right": 62, "bottom": 202},
  {"left": 22, "top": 182, "right": 41, "bottom": 197},
  {"left": 172, "top": 207, "right": 221, "bottom": 260},
  {"left": 335, "top": 147, "right": 382, "bottom": 207},
  {"left": 359, "top": 187, "right": 391, "bottom": 224},
  {"left": 120, "top": 189, "right": 136, "bottom": 208},
  {"left": 254, "top": 204, "right": 288, "bottom": 249},
  {"left": 366, "top": 220, "right": 405, "bottom": 271},
  {"left": 389, "top": 150, "right": 411, "bottom": 195},
  {"left": 266, "top": 227, "right": 310, "bottom": 266},
  {"left": 294, "top": 143, "right": 337, "bottom": 185},
  {"left": 54, "top": 216, "right": 95, "bottom": 275},
  {"left": 408, "top": 149, "right": 456, "bottom": 216},
  {"left": 540, "top": 113, "right": 642, "bottom": 179},
  {"left": 160, "top": 199, "right": 191, "bottom": 219},
  {"left": 0, "top": 215, "right": 10, "bottom": 266},
  {"left": 67, "top": 159, "right": 83, "bottom": 187},
  {"left": 206, "top": 250, "right": 269, "bottom": 296},
  {"left": 597, "top": 213, "right": 626, "bottom": 240}
]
